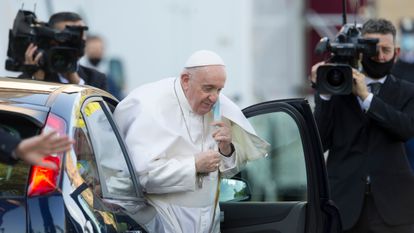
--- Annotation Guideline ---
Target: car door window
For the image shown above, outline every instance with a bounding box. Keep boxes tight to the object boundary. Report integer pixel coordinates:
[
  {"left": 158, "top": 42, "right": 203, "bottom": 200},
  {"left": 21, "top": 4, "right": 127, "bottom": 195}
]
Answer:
[
  {"left": 0, "top": 116, "right": 37, "bottom": 197},
  {"left": 81, "top": 101, "right": 136, "bottom": 199},
  {"left": 221, "top": 111, "right": 307, "bottom": 202},
  {"left": 246, "top": 111, "right": 307, "bottom": 201},
  {"left": 73, "top": 123, "right": 102, "bottom": 196}
]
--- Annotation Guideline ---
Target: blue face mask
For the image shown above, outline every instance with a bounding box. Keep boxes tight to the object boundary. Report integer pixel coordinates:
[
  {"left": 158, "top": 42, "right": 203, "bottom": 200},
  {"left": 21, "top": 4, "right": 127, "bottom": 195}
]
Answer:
[{"left": 212, "top": 100, "right": 221, "bottom": 122}]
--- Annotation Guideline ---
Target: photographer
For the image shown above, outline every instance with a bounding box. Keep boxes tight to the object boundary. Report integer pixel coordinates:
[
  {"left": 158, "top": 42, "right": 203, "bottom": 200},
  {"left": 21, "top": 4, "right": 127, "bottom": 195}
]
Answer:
[
  {"left": 19, "top": 12, "right": 107, "bottom": 90},
  {"left": 310, "top": 18, "right": 414, "bottom": 232}
]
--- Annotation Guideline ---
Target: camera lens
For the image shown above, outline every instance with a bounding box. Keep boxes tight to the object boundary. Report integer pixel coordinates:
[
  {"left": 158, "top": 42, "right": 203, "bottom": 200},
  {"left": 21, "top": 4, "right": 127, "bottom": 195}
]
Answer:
[
  {"left": 326, "top": 68, "right": 345, "bottom": 87},
  {"left": 50, "top": 53, "right": 71, "bottom": 70},
  {"left": 48, "top": 47, "right": 77, "bottom": 72}
]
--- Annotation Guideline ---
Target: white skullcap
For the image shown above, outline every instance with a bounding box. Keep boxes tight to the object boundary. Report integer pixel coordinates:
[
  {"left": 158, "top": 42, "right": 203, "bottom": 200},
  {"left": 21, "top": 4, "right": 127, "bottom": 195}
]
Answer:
[{"left": 184, "top": 50, "right": 225, "bottom": 68}]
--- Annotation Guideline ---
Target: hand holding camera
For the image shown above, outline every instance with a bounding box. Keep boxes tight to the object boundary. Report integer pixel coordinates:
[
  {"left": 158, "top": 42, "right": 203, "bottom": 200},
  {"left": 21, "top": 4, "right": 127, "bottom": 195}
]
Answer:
[
  {"left": 351, "top": 68, "right": 369, "bottom": 100},
  {"left": 5, "top": 10, "right": 87, "bottom": 76},
  {"left": 313, "top": 23, "right": 378, "bottom": 95},
  {"left": 23, "top": 43, "right": 46, "bottom": 80}
]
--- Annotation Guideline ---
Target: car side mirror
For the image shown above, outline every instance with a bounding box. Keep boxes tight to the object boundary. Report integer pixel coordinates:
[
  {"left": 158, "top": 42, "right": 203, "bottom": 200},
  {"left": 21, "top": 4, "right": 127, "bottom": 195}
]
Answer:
[{"left": 219, "top": 178, "right": 251, "bottom": 202}]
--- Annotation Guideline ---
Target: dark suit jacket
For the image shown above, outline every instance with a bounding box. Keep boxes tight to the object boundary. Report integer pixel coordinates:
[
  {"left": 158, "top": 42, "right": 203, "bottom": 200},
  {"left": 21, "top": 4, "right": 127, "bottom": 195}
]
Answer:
[
  {"left": 392, "top": 59, "right": 414, "bottom": 83},
  {"left": 314, "top": 75, "right": 414, "bottom": 229},
  {"left": 0, "top": 129, "right": 20, "bottom": 165},
  {"left": 20, "top": 65, "right": 108, "bottom": 91}
]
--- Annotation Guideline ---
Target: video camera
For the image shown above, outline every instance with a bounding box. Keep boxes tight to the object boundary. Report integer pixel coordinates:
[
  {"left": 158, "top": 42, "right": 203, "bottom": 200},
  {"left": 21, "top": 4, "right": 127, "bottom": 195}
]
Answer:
[
  {"left": 314, "top": 1, "right": 379, "bottom": 95},
  {"left": 5, "top": 10, "right": 87, "bottom": 73}
]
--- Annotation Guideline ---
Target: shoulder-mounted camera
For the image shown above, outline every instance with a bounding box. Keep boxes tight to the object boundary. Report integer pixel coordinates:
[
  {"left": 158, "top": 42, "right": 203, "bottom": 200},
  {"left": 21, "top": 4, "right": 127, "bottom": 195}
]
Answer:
[
  {"left": 5, "top": 10, "right": 87, "bottom": 74},
  {"left": 314, "top": 1, "right": 379, "bottom": 95}
]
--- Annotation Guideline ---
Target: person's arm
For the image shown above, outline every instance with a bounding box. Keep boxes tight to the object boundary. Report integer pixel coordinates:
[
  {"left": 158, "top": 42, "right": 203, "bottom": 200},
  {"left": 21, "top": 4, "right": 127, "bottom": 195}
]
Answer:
[
  {"left": 366, "top": 83, "right": 414, "bottom": 141},
  {"left": 211, "top": 121, "right": 234, "bottom": 157},
  {"left": 0, "top": 129, "right": 21, "bottom": 164},
  {"left": 313, "top": 93, "right": 334, "bottom": 152},
  {"left": 310, "top": 62, "right": 334, "bottom": 152},
  {"left": 114, "top": 97, "right": 199, "bottom": 193},
  {"left": 1, "top": 130, "right": 73, "bottom": 168},
  {"left": 20, "top": 43, "right": 46, "bottom": 80}
]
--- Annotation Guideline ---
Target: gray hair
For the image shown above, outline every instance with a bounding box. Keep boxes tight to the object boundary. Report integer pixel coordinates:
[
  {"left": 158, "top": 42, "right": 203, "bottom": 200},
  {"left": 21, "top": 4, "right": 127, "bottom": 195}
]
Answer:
[{"left": 362, "top": 18, "right": 397, "bottom": 42}]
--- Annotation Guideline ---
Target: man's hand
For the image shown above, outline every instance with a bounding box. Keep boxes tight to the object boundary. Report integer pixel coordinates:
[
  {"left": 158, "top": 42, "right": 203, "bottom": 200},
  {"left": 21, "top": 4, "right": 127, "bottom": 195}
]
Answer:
[
  {"left": 352, "top": 69, "right": 369, "bottom": 100},
  {"left": 195, "top": 150, "right": 221, "bottom": 173},
  {"left": 15, "top": 130, "right": 74, "bottom": 169},
  {"left": 24, "top": 43, "right": 45, "bottom": 80},
  {"left": 310, "top": 61, "right": 326, "bottom": 84},
  {"left": 211, "top": 121, "right": 233, "bottom": 156},
  {"left": 24, "top": 43, "right": 42, "bottom": 66},
  {"left": 63, "top": 71, "right": 81, "bottom": 84}
]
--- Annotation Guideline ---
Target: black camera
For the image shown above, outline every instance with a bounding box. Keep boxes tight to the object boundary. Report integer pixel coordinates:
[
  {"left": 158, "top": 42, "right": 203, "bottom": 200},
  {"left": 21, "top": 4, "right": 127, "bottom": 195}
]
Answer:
[
  {"left": 5, "top": 10, "right": 87, "bottom": 73},
  {"left": 315, "top": 23, "right": 378, "bottom": 95}
]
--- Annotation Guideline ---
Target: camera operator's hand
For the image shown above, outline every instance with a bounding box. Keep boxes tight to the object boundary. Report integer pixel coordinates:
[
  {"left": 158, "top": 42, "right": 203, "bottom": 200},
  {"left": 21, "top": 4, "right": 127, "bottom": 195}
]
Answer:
[
  {"left": 310, "top": 61, "right": 326, "bottom": 84},
  {"left": 310, "top": 61, "right": 333, "bottom": 100},
  {"left": 24, "top": 43, "right": 45, "bottom": 80},
  {"left": 352, "top": 69, "right": 369, "bottom": 100},
  {"left": 24, "top": 43, "right": 42, "bottom": 65},
  {"left": 63, "top": 71, "right": 82, "bottom": 85}
]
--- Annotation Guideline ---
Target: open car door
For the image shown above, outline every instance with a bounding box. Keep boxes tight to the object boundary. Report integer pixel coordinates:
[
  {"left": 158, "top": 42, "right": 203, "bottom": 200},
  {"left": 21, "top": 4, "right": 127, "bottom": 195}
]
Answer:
[{"left": 219, "top": 98, "right": 342, "bottom": 233}]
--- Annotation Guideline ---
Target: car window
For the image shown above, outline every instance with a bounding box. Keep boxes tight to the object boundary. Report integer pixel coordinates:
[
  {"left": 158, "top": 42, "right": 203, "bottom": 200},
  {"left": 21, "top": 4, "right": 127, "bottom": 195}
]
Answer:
[
  {"left": 81, "top": 101, "right": 137, "bottom": 199},
  {"left": 221, "top": 111, "right": 307, "bottom": 202},
  {"left": 73, "top": 123, "right": 102, "bottom": 196},
  {"left": 0, "top": 115, "right": 38, "bottom": 197}
]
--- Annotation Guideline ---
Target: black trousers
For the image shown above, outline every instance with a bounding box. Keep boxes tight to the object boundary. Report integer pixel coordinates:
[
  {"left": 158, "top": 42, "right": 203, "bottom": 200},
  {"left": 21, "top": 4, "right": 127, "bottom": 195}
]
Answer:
[{"left": 344, "top": 194, "right": 414, "bottom": 233}]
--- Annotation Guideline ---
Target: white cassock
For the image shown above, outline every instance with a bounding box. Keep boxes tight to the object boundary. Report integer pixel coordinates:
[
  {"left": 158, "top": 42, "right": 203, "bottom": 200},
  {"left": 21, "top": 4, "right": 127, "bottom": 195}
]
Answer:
[{"left": 114, "top": 77, "right": 269, "bottom": 233}]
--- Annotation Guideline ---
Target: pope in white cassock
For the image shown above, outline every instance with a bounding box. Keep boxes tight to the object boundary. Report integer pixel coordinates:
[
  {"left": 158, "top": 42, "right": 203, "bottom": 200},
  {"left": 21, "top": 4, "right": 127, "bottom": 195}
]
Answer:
[{"left": 113, "top": 50, "right": 270, "bottom": 233}]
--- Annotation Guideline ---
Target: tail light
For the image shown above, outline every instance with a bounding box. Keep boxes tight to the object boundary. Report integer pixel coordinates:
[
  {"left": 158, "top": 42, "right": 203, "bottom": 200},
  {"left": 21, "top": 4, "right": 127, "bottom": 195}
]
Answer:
[{"left": 27, "top": 113, "right": 66, "bottom": 197}]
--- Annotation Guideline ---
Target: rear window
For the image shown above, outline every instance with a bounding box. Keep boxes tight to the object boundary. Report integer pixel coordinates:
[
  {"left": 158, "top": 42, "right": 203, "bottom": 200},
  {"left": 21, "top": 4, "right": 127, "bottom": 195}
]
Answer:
[{"left": 0, "top": 113, "right": 40, "bottom": 197}]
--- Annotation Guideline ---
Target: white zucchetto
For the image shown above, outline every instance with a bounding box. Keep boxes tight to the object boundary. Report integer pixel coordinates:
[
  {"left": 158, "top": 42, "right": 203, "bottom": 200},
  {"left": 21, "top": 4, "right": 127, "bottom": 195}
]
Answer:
[{"left": 184, "top": 50, "right": 226, "bottom": 68}]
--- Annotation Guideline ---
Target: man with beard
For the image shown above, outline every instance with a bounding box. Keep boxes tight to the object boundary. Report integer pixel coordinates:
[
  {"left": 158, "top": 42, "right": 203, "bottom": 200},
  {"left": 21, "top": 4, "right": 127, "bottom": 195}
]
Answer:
[
  {"left": 310, "top": 18, "right": 414, "bottom": 232},
  {"left": 21, "top": 12, "right": 107, "bottom": 91}
]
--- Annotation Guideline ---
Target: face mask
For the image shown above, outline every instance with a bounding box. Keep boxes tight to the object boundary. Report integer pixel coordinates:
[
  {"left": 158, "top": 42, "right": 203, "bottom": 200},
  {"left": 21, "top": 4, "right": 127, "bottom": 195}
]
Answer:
[
  {"left": 88, "top": 58, "right": 102, "bottom": 66},
  {"left": 361, "top": 54, "right": 395, "bottom": 79}
]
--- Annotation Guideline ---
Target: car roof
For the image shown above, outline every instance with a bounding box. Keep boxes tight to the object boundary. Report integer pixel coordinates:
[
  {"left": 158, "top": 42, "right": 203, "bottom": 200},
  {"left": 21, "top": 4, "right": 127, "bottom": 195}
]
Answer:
[{"left": 0, "top": 77, "right": 112, "bottom": 107}]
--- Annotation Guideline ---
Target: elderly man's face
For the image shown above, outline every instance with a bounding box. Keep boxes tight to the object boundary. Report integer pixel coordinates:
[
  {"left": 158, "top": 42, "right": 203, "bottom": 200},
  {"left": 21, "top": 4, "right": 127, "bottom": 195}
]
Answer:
[{"left": 181, "top": 65, "right": 226, "bottom": 115}]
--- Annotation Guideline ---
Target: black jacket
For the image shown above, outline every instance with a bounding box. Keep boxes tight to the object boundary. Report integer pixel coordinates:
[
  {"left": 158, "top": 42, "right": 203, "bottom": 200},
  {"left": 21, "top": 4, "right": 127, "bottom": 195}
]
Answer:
[
  {"left": 20, "top": 65, "right": 108, "bottom": 91},
  {"left": 0, "top": 129, "right": 20, "bottom": 165},
  {"left": 392, "top": 59, "right": 414, "bottom": 83},
  {"left": 314, "top": 75, "right": 414, "bottom": 229}
]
